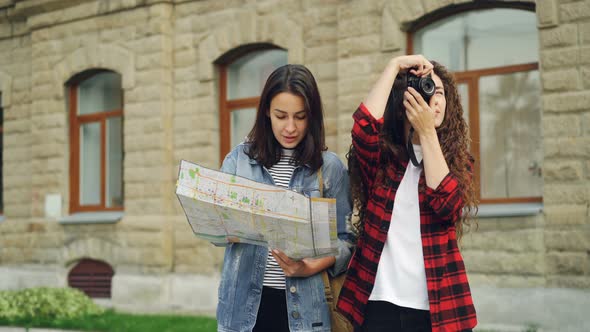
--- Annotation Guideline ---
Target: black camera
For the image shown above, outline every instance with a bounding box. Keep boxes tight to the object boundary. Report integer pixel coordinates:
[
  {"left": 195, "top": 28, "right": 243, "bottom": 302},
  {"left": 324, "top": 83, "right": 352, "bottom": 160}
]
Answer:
[{"left": 407, "top": 73, "right": 435, "bottom": 103}]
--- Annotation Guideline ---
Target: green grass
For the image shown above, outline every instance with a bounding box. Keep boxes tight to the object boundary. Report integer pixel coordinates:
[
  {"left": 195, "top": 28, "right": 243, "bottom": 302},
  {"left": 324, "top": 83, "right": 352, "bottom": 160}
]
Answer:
[{"left": 0, "top": 309, "right": 217, "bottom": 332}]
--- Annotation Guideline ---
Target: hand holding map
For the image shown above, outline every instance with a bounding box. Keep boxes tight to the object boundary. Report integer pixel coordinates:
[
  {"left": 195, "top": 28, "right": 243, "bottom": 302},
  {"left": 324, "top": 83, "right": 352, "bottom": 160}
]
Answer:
[{"left": 175, "top": 160, "right": 339, "bottom": 259}]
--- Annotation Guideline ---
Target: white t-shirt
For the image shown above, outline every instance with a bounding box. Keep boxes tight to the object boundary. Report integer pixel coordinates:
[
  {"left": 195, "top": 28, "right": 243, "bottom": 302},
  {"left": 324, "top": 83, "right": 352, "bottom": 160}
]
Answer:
[{"left": 368, "top": 144, "right": 429, "bottom": 310}]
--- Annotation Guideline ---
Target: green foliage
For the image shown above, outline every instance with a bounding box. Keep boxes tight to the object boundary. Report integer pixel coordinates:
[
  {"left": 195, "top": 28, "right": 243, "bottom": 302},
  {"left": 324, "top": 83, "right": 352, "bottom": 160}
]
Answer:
[
  {"left": 0, "top": 288, "right": 217, "bottom": 331},
  {"left": 0, "top": 308, "right": 217, "bottom": 332},
  {"left": 0, "top": 287, "right": 104, "bottom": 321}
]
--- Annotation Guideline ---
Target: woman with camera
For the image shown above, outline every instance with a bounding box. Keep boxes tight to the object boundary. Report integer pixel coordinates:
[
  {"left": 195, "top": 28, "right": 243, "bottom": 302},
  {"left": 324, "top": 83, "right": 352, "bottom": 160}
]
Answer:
[{"left": 336, "top": 55, "right": 478, "bottom": 332}]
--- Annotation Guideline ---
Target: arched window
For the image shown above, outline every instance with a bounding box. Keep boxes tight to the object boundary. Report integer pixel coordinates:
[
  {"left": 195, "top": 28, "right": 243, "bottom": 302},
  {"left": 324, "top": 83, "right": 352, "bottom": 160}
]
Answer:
[
  {"left": 68, "top": 258, "right": 114, "bottom": 298},
  {"left": 217, "top": 46, "right": 288, "bottom": 161},
  {"left": 410, "top": 7, "right": 541, "bottom": 204},
  {"left": 68, "top": 70, "right": 124, "bottom": 213}
]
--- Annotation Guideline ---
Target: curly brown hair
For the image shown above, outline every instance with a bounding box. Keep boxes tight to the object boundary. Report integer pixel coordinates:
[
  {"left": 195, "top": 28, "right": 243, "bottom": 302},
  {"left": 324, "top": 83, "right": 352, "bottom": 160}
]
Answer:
[{"left": 348, "top": 61, "right": 478, "bottom": 241}]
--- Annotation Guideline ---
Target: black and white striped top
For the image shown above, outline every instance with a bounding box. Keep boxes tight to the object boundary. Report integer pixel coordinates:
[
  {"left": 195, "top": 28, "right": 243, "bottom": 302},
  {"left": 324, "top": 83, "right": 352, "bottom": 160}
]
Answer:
[{"left": 263, "top": 149, "right": 296, "bottom": 289}]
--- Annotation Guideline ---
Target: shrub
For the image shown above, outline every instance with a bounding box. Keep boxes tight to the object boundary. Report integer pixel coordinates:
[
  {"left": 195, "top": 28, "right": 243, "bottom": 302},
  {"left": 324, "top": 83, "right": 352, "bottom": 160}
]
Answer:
[{"left": 0, "top": 287, "right": 104, "bottom": 321}]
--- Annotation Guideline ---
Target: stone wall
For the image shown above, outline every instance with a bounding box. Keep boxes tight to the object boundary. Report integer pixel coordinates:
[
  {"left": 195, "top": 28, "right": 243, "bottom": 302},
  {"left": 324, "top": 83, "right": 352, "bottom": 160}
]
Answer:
[
  {"left": 0, "top": 0, "right": 198, "bottom": 312},
  {"left": 537, "top": 0, "right": 590, "bottom": 289},
  {"left": 0, "top": 0, "right": 588, "bottom": 329},
  {"left": 0, "top": 12, "right": 33, "bottom": 273}
]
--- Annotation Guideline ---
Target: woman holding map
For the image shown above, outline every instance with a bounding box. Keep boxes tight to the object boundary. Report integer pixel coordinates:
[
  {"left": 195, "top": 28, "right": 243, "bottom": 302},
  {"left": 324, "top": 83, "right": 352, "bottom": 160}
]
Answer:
[
  {"left": 337, "top": 55, "right": 478, "bottom": 332},
  {"left": 216, "top": 64, "right": 353, "bottom": 332}
]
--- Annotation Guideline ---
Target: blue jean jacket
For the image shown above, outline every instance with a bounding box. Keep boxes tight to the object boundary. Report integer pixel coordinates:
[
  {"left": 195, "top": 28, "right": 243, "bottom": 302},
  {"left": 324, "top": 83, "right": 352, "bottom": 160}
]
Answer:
[{"left": 216, "top": 143, "right": 353, "bottom": 332}]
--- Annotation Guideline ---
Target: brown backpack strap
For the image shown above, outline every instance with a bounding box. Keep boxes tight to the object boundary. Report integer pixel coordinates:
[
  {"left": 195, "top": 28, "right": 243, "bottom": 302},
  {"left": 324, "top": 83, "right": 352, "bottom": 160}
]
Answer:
[{"left": 322, "top": 269, "right": 334, "bottom": 303}]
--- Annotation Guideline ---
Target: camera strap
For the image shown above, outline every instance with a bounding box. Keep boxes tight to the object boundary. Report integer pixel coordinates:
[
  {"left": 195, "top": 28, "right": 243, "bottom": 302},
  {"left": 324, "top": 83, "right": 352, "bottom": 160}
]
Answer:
[{"left": 407, "top": 127, "right": 423, "bottom": 167}]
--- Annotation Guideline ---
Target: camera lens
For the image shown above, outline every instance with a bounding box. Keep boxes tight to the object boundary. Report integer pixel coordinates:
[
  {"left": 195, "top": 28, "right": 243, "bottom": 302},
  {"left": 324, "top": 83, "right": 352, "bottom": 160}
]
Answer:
[{"left": 420, "top": 77, "right": 435, "bottom": 95}]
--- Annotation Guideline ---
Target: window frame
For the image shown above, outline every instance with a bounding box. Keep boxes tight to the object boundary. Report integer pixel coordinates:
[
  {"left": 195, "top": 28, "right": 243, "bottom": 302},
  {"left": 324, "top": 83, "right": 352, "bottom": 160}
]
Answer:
[
  {"left": 68, "top": 70, "right": 124, "bottom": 214},
  {"left": 407, "top": 5, "right": 541, "bottom": 204},
  {"left": 218, "top": 65, "right": 260, "bottom": 163},
  {"left": 216, "top": 44, "right": 286, "bottom": 163}
]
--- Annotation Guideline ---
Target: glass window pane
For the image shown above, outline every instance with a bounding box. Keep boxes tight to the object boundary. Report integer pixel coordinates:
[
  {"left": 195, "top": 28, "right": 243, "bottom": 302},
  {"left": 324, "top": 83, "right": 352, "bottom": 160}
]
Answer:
[
  {"left": 80, "top": 122, "right": 101, "bottom": 205},
  {"left": 414, "top": 9, "right": 539, "bottom": 71},
  {"left": 227, "top": 49, "right": 287, "bottom": 100},
  {"left": 106, "top": 117, "right": 123, "bottom": 208},
  {"left": 479, "top": 70, "right": 542, "bottom": 199},
  {"left": 457, "top": 83, "right": 469, "bottom": 126},
  {"left": 231, "top": 108, "right": 257, "bottom": 147},
  {"left": 456, "top": 83, "right": 471, "bottom": 151},
  {"left": 78, "top": 72, "right": 122, "bottom": 115}
]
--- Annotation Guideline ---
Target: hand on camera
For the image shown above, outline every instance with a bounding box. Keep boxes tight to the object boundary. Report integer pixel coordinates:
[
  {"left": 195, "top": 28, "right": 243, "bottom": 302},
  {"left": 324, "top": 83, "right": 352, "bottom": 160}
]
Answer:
[
  {"left": 403, "top": 87, "right": 436, "bottom": 137},
  {"left": 392, "top": 54, "right": 433, "bottom": 77}
]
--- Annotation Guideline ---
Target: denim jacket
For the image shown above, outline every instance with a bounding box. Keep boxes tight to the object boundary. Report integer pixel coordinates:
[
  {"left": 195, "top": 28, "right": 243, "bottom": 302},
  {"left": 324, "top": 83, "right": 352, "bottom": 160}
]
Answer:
[{"left": 216, "top": 143, "right": 353, "bottom": 332}]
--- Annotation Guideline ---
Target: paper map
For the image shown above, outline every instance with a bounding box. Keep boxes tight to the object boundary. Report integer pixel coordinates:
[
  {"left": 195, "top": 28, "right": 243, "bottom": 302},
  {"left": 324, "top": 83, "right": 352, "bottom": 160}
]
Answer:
[{"left": 175, "top": 160, "right": 339, "bottom": 259}]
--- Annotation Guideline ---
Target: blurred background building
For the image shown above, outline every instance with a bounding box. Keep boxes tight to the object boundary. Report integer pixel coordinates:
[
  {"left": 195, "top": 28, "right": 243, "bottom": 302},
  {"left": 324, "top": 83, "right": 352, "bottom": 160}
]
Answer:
[{"left": 0, "top": 0, "right": 588, "bottom": 330}]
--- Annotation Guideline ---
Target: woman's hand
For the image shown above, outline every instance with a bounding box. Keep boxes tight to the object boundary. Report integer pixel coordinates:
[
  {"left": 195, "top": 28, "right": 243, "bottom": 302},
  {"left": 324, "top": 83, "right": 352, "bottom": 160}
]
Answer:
[
  {"left": 404, "top": 86, "right": 451, "bottom": 189},
  {"left": 271, "top": 249, "right": 335, "bottom": 278},
  {"left": 364, "top": 54, "right": 433, "bottom": 120},
  {"left": 391, "top": 54, "right": 433, "bottom": 77},
  {"left": 403, "top": 87, "right": 436, "bottom": 137}
]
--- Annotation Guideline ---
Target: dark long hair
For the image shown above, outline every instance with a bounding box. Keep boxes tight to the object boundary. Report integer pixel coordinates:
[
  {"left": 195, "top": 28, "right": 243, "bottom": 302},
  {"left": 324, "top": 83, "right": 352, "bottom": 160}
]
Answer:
[
  {"left": 246, "top": 64, "right": 326, "bottom": 171},
  {"left": 349, "top": 61, "right": 478, "bottom": 240}
]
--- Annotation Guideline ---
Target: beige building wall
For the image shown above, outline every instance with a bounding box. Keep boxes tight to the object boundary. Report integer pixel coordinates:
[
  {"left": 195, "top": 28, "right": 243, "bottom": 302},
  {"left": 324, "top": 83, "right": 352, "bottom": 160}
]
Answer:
[
  {"left": 0, "top": 0, "right": 588, "bottom": 330},
  {"left": 537, "top": 0, "right": 590, "bottom": 289}
]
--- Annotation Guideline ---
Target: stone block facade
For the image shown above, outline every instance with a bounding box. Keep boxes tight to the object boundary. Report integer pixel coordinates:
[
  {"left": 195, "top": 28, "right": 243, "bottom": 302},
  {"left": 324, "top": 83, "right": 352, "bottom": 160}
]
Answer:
[{"left": 0, "top": 0, "right": 588, "bottom": 330}]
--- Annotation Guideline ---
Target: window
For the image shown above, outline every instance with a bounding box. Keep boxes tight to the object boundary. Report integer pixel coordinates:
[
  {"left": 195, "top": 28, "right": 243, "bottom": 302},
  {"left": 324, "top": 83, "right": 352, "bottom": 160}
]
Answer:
[
  {"left": 68, "top": 258, "right": 114, "bottom": 298},
  {"left": 218, "top": 47, "right": 288, "bottom": 161},
  {"left": 68, "top": 70, "right": 124, "bottom": 213},
  {"left": 410, "top": 7, "right": 541, "bottom": 204}
]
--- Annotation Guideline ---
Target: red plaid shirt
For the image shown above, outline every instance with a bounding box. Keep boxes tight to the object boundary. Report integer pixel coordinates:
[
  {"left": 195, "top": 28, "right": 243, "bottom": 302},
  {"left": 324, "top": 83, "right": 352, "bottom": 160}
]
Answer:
[{"left": 337, "top": 104, "right": 477, "bottom": 332}]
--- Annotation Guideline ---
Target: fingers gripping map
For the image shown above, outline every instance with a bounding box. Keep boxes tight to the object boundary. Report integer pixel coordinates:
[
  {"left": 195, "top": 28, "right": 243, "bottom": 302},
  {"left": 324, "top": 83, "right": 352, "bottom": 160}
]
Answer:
[{"left": 175, "top": 160, "right": 339, "bottom": 259}]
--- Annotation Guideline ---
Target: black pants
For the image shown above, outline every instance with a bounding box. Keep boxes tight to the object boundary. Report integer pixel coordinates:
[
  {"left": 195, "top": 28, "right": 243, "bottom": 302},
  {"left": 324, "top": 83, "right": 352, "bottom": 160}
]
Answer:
[
  {"left": 253, "top": 286, "right": 290, "bottom": 332},
  {"left": 361, "top": 301, "right": 432, "bottom": 332}
]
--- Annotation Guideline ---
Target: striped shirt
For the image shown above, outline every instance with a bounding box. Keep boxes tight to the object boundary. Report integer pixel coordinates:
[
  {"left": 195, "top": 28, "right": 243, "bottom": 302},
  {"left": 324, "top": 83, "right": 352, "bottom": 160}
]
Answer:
[{"left": 263, "top": 149, "right": 296, "bottom": 289}]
